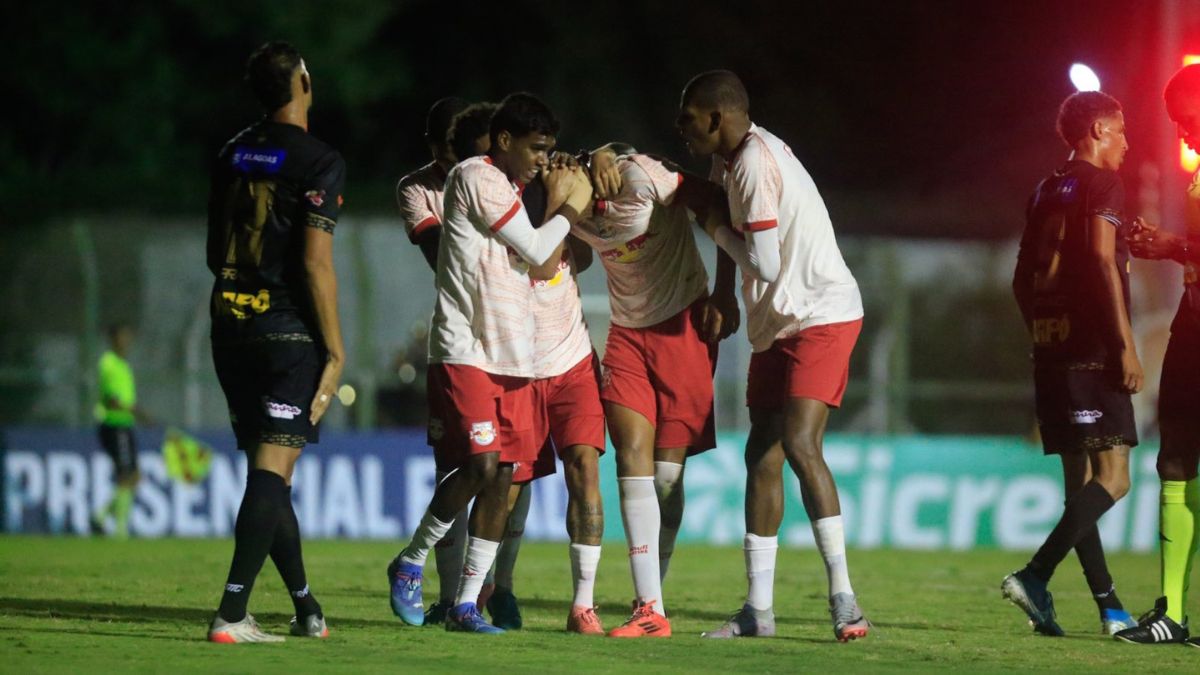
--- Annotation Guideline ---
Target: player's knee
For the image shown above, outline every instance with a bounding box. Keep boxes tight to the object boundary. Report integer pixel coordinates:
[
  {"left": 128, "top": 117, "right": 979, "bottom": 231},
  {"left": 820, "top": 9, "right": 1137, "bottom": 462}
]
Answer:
[
  {"left": 1095, "top": 472, "right": 1130, "bottom": 501},
  {"left": 1157, "top": 447, "right": 1200, "bottom": 482},
  {"left": 781, "top": 433, "right": 823, "bottom": 470},
  {"left": 746, "top": 447, "right": 784, "bottom": 476},
  {"left": 564, "top": 449, "right": 600, "bottom": 488},
  {"left": 465, "top": 452, "right": 500, "bottom": 486}
]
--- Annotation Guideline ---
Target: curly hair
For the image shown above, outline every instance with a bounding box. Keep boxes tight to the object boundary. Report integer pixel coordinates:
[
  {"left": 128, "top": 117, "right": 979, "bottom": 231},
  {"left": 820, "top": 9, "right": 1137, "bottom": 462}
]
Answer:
[
  {"left": 448, "top": 102, "right": 499, "bottom": 162},
  {"left": 1056, "top": 91, "right": 1122, "bottom": 147}
]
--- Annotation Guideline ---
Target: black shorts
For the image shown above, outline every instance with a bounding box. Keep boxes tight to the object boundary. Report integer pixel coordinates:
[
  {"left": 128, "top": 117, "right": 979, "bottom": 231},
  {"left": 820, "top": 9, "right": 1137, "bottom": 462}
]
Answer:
[
  {"left": 98, "top": 424, "right": 138, "bottom": 479},
  {"left": 1160, "top": 329, "right": 1200, "bottom": 426},
  {"left": 212, "top": 336, "right": 323, "bottom": 450},
  {"left": 1034, "top": 365, "right": 1138, "bottom": 455}
]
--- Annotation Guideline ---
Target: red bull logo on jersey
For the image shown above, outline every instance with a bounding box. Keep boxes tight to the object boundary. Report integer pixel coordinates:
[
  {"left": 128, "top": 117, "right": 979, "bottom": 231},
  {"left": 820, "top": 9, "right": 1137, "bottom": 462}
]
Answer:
[
  {"left": 470, "top": 421, "right": 496, "bottom": 446},
  {"left": 601, "top": 232, "right": 655, "bottom": 264}
]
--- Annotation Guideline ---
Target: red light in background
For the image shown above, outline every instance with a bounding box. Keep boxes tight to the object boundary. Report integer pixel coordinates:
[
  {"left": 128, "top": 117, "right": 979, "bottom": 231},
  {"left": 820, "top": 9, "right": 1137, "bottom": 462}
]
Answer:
[{"left": 1180, "top": 55, "right": 1200, "bottom": 173}]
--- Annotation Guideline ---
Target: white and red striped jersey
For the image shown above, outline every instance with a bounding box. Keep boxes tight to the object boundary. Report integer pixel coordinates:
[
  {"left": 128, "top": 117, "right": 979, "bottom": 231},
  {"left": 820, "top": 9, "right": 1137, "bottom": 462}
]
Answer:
[
  {"left": 530, "top": 246, "right": 592, "bottom": 379},
  {"left": 396, "top": 161, "right": 447, "bottom": 242},
  {"left": 710, "top": 124, "right": 862, "bottom": 352}
]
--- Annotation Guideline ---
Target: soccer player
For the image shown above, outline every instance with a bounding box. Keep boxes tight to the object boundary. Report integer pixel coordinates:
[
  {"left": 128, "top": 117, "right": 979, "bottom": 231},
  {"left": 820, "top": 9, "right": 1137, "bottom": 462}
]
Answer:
[
  {"left": 677, "top": 70, "right": 869, "bottom": 641},
  {"left": 205, "top": 42, "right": 345, "bottom": 643},
  {"left": 386, "top": 93, "right": 592, "bottom": 633},
  {"left": 397, "top": 97, "right": 468, "bottom": 271},
  {"left": 1115, "top": 64, "right": 1200, "bottom": 647},
  {"left": 90, "top": 323, "right": 151, "bottom": 539},
  {"left": 1004, "top": 90, "right": 1140, "bottom": 637},
  {"left": 568, "top": 148, "right": 740, "bottom": 638}
]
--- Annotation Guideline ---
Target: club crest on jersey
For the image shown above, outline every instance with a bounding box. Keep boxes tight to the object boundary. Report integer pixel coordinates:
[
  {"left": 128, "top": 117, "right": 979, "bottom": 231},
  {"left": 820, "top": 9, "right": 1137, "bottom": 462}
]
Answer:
[
  {"left": 1070, "top": 409, "right": 1103, "bottom": 424},
  {"left": 428, "top": 417, "right": 445, "bottom": 441},
  {"left": 470, "top": 421, "right": 496, "bottom": 446},
  {"left": 304, "top": 189, "right": 326, "bottom": 208}
]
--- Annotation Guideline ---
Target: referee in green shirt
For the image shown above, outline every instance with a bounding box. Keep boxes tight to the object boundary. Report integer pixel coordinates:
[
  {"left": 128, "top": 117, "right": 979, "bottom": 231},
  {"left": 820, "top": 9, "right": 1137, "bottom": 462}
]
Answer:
[{"left": 90, "top": 323, "right": 150, "bottom": 538}]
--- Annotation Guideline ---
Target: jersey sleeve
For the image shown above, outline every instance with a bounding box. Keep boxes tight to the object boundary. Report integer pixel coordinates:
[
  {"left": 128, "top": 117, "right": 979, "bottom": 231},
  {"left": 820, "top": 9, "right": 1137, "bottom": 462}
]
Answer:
[
  {"left": 397, "top": 180, "right": 439, "bottom": 241},
  {"left": 303, "top": 150, "right": 346, "bottom": 234},
  {"left": 1086, "top": 170, "right": 1124, "bottom": 228},
  {"left": 728, "top": 140, "right": 781, "bottom": 232},
  {"left": 469, "top": 165, "right": 523, "bottom": 232},
  {"left": 626, "top": 154, "right": 683, "bottom": 205}
]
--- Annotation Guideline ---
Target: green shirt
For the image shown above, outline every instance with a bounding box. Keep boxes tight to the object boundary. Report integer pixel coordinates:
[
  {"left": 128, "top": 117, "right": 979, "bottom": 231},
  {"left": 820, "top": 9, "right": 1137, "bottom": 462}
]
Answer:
[{"left": 95, "top": 350, "right": 136, "bottom": 428}]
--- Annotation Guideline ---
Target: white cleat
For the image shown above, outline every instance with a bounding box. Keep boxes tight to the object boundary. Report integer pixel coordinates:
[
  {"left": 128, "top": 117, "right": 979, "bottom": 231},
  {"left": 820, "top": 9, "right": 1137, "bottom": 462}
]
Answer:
[
  {"left": 290, "top": 614, "right": 330, "bottom": 638},
  {"left": 208, "top": 613, "right": 286, "bottom": 643}
]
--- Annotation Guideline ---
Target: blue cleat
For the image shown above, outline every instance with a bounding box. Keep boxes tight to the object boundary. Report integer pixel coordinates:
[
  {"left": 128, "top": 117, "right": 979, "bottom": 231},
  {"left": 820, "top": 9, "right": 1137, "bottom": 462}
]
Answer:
[
  {"left": 387, "top": 558, "right": 425, "bottom": 626},
  {"left": 446, "top": 602, "right": 505, "bottom": 634},
  {"left": 1101, "top": 608, "right": 1137, "bottom": 636},
  {"left": 1001, "top": 568, "right": 1064, "bottom": 636}
]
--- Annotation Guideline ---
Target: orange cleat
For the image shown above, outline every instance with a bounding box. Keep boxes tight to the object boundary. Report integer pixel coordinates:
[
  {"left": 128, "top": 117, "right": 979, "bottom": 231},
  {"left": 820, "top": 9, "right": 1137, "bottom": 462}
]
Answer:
[
  {"left": 567, "top": 605, "right": 604, "bottom": 635},
  {"left": 607, "top": 600, "right": 671, "bottom": 638}
]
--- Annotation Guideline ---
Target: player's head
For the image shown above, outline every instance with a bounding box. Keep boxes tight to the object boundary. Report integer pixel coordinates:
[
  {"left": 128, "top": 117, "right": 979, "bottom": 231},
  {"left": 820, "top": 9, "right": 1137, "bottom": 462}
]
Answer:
[
  {"left": 488, "top": 92, "right": 559, "bottom": 185},
  {"left": 1057, "top": 91, "right": 1126, "bottom": 170},
  {"left": 677, "top": 70, "right": 750, "bottom": 158},
  {"left": 448, "top": 102, "right": 499, "bottom": 164},
  {"left": 245, "top": 41, "right": 310, "bottom": 113},
  {"left": 108, "top": 323, "right": 135, "bottom": 355},
  {"left": 425, "top": 97, "right": 468, "bottom": 167},
  {"left": 1165, "top": 64, "right": 1200, "bottom": 153}
]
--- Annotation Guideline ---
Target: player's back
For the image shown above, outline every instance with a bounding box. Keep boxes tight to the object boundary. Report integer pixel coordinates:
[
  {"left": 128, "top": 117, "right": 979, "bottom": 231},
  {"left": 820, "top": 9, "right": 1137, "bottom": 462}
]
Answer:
[
  {"left": 430, "top": 156, "right": 537, "bottom": 377},
  {"left": 1020, "top": 160, "right": 1130, "bottom": 366},
  {"left": 207, "top": 120, "right": 344, "bottom": 341}
]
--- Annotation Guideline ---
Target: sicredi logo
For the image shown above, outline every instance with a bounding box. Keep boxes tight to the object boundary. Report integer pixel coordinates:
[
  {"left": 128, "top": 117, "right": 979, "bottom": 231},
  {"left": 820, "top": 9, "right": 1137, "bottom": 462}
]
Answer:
[{"left": 1070, "top": 409, "right": 1104, "bottom": 424}]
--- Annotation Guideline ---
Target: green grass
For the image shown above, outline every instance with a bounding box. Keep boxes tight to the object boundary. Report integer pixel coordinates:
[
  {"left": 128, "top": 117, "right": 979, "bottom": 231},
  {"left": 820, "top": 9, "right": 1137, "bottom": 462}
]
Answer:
[{"left": 0, "top": 537, "right": 1196, "bottom": 673}]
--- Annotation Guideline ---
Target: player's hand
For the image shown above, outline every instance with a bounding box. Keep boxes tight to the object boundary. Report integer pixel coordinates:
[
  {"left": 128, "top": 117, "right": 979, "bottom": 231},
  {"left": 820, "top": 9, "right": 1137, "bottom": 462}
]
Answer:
[
  {"left": 1129, "top": 228, "right": 1182, "bottom": 260},
  {"left": 549, "top": 151, "right": 579, "bottom": 170},
  {"left": 543, "top": 165, "right": 575, "bottom": 208},
  {"left": 589, "top": 148, "right": 621, "bottom": 199},
  {"left": 309, "top": 355, "right": 344, "bottom": 425},
  {"left": 697, "top": 299, "right": 724, "bottom": 343},
  {"left": 1120, "top": 347, "right": 1143, "bottom": 395},
  {"left": 708, "top": 291, "right": 740, "bottom": 341},
  {"left": 564, "top": 166, "right": 594, "bottom": 213}
]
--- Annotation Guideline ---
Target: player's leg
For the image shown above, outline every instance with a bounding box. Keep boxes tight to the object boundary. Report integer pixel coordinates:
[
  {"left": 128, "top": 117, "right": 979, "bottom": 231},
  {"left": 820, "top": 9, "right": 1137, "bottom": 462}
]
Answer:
[
  {"left": 653, "top": 447, "right": 686, "bottom": 581},
  {"left": 483, "top": 481, "right": 531, "bottom": 629},
  {"left": 1156, "top": 337, "right": 1200, "bottom": 628},
  {"left": 562, "top": 443, "right": 605, "bottom": 634},
  {"left": 428, "top": 469, "right": 468, "bottom": 625},
  {"left": 92, "top": 425, "right": 138, "bottom": 538},
  {"left": 703, "top": 406, "right": 781, "bottom": 639},
  {"left": 446, "top": 455, "right": 511, "bottom": 633}
]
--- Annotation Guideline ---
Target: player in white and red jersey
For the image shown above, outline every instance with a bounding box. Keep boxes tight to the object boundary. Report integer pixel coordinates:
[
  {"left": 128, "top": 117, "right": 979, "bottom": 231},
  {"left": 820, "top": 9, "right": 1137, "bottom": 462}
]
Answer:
[
  {"left": 396, "top": 97, "right": 468, "bottom": 271},
  {"left": 677, "top": 70, "right": 869, "bottom": 642},
  {"left": 569, "top": 149, "right": 739, "bottom": 638},
  {"left": 387, "top": 92, "right": 592, "bottom": 634}
]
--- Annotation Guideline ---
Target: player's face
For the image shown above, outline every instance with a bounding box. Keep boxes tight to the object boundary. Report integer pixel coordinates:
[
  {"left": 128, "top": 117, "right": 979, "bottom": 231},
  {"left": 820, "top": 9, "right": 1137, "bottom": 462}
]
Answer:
[
  {"left": 1169, "top": 97, "right": 1200, "bottom": 153},
  {"left": 505, "top": 132, "right": 555, "bottom": 185},
  {"left": 677, "top": 102, "right": 719, "bottom": 157},
  {"left": 113, "top": 327, "right": 135, "bottom": 355},
  {"left": 1096, "top": 112, "right": 1128, "bottom": 171}
]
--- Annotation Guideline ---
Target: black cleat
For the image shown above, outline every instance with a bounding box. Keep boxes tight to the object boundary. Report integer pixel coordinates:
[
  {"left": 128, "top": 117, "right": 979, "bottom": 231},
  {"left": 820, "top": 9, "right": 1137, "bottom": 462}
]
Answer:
[
  {"left": 1001, "top": 568, "right": 1064, "bottom": 636},
  {"left": 486, "top": 587, "right": 522, "bottom": 630},
  {"left": 1114, "top": 597, "right": 1189, "bottom": 645}
]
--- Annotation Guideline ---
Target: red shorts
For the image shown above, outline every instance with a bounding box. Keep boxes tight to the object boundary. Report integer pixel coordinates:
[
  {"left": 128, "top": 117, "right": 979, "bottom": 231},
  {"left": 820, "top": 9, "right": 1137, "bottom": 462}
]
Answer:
[
  {"left": 514, "top": 353, "right": 607, "bottom": 484},
  {"left": 747, "top": 318, "right": 862, "bottom": 409},
  {"left": 600, "top": 297, "right": 717, "bottom": 454},
  {"left": 426, "top": 364, "right": 539, "bottom": 472}
]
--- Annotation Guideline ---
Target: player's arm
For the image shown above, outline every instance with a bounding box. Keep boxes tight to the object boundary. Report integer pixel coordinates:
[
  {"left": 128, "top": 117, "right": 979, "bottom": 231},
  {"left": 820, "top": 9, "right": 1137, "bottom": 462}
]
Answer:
[
  {"left": 398, "top": 182, "right": 441, "bottom": 272},
  {"left": 1012, "top": 203, "right": 1037, "bottom": 332},
  {"left": 413, "top": 228, "right": 440, "bottom": 271},
  {"left": 568, "top": 234, "right": 594, "bottom": 274},
  {"left": 1088, "top": 215, "right": 1142, "bottom": 394},
  {"left": 498, "top": 167, "right": 592, "bottom": 267},
  {"left": 303, "top": 153, "right": 347, "bottom": 424},
  {"left": 1128, "top": 217, "right": 1195, "bottom": 265}
]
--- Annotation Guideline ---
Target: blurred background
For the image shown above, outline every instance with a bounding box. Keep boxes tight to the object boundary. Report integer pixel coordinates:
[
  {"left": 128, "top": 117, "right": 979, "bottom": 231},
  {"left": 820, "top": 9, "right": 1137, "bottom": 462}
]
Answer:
[{"left": 3, "top": 0, "right": 1200, "bottom": 547}]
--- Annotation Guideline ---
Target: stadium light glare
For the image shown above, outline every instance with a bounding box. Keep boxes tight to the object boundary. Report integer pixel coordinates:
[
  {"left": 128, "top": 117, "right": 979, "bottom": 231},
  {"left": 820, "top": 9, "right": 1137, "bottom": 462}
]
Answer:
[
  {"left": 1068, "top": 63, "right": 1101, "bottom": 92},
  {"left": 1181, "top": 55, "right": 1200, "bottom": 173}
]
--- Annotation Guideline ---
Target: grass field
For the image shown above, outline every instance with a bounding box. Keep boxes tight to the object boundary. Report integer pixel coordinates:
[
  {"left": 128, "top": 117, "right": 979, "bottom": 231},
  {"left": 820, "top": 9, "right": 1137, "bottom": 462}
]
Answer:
[{"left": 0, "top": 537, "right": 1196, "bottom": 673}]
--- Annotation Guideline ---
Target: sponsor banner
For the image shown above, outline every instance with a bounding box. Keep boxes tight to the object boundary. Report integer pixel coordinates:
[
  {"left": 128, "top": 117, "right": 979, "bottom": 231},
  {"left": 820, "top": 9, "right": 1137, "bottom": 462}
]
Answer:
[{"left": 1, "top": 428, "right": 1163, "bottom": 551}]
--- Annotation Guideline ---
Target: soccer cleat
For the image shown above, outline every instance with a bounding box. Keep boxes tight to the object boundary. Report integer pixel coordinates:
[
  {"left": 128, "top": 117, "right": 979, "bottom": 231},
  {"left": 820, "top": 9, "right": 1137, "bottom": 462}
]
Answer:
[
  {"left": 89, "top": 515, "right": 106, "bottom": 536},
  {"left": 830, "top": 592, "right": 870, "bottom": 642},
  {"left": 387, "top": 558, "right": 425, "bottom": 626},
  {"left": 1113, "top": 597, "right": 1189, "bottom": 644},
  {"left": 566, "top": 605, "right": 604, "bottom": 635},
  {"left": 607, "top": 600, "right": 671, "bottom": 638},
  {"left": 289, "top": 614, "right": 329, "bottom": 638},
  {"left": 477, "top": 582, "right": 496, "bottom": 610},
  {"left": 702, "top": 604, "right": 776, "bottom": 638},
  {"left": 1186, "top": 636, "right": 1200, "bottom": 648},
  {"left": 207, "top": 613, "right": 285, "bottom": 643},
  {"left": 486, "top": 586, "right": 522, "bottom": 630},
  {"left": 1100, "top": 608, "right": 1137, "bottom": 636},
  {"left": 445, "top": 602, "right": 505, "bottom": 634},
  {"left": 1000, "top": 569, "right": 1064, "bottom": 637},
  {"left": 424, "top": 600, "right": 450, "bottom": 626}
]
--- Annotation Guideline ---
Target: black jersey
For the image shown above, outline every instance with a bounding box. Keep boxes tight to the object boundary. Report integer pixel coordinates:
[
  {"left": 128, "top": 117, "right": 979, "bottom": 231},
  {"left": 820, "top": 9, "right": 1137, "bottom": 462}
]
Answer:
[
  {"left": 1170, "top": 171, "right": 1200, "bottom": 335},
  {"left": 207, "top": 120, "right": 345, "bottom": 342},
  {"left": 1018, "top": 160, "right": 1131, "bottom": 366}
]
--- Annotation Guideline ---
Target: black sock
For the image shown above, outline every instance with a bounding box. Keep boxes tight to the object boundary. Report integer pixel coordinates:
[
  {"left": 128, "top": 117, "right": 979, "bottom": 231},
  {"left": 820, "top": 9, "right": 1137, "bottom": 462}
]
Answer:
[
  {"left": 271, "top": 486, "right": 321, "bottom": 619},
  {"left": 1073, "top": 525, "right": 1122, "bottom": 610},
  {"left": 218, "top": 469, "right": 288, "bottom": 623},
  {"left": 1028, "top": 481, "right": 1116, "bottom": 583}
]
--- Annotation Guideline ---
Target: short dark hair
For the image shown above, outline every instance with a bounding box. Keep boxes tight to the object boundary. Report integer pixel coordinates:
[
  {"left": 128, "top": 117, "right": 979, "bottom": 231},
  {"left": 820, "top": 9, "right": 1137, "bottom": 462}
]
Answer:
[
  {"left": 489, "top": 93, "right": 560, "bottom": 146},
  {"left": 682, "top": 70, "right": 749, "bottom": 113},
  {"left": 425, "top": 97, "right": 468, "bottom": 146},
  {"left": 107, "top": 322, "right": 133, "bottom": 342},
  {"left": 1056, "top": 91, "right": 1122, "bottom": 146},
  {"left": 1165, "top": 64, "right": 1200, "bottom": 111},
  {"left": 245, "top": 41, "right": 304, "bottom": 111},
  {"left": 449, "top": 102, "right": 498, "bottom": 162}
]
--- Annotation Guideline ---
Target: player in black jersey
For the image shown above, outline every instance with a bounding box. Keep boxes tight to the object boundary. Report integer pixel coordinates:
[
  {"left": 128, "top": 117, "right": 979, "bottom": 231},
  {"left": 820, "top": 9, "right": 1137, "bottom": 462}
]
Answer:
[
  {"left": 1003, "top": 90, "right": 1141, "bottom": 637},
  {"left": 205, "top": 41, "right": 346, "bottom": 644},
  {"left": 1115, "top": 64, "right": 1200, "bottom": 647}
]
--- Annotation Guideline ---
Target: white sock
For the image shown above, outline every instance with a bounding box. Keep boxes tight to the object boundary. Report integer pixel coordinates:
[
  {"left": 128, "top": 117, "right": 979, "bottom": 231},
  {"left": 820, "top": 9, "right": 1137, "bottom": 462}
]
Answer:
[
  {"left": 812, "top": 516, "right": 853, "bottom": 597},
  {"left": 619, "top": 476, "right": 665, "bottom": 615},
  {"left": 569, "top": 543, "right": 602, "bottom": 608},
  {"left": 744, "top": 533, "right": 778, "bottom": 611},
  {"left": 456, "top": 537, "right": 500, "bottom": 607},
  {"left": 433, "top": 505, "right": 468, "bottom": 602},
  {"left": 494, "top": 484, "right": 532, "bottom": 590},
  {"left": 654, "top": 461, "right": 685, "bottom": 582},
  {"left": 399, "top": 509, "right": 454, "bottom": 568}
]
